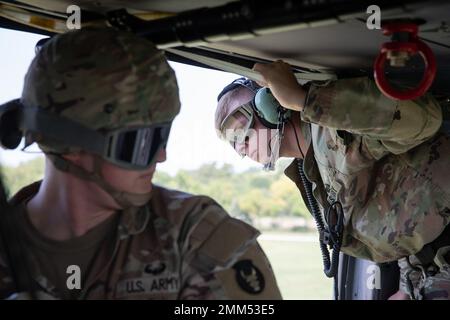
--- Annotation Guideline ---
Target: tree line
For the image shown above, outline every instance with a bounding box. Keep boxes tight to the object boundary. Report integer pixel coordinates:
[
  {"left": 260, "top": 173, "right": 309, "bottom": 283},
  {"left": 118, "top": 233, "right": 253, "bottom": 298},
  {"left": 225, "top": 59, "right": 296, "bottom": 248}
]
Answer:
[{"left": 0, "top": 157, "right": 311, "bottom": 223}]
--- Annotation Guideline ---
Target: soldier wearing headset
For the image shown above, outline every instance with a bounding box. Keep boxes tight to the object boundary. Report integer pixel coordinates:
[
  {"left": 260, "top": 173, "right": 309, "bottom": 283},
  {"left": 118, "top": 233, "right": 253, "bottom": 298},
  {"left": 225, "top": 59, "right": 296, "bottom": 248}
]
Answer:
[
  {"left": 0, "top": 27, "right": 282, "bottom": 300},
  {"left": 215, "top": 60, "right": 450, "bottom": 300}
]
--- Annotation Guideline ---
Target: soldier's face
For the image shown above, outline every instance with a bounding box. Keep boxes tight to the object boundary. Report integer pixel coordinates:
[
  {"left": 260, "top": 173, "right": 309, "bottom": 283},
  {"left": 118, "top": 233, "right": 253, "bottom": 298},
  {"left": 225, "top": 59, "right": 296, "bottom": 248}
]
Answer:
[
  {"left": 65, "top": 148, "right": 166, "bottom": 195},
  {"left": 232, "top": 115, "right": 275, "bottom": 165},
  {"left": 221, "top": 90, "right": 276, "bottom": 165},
  {"left": 100, "top": 148, "right": 167, "bottom": 194}
]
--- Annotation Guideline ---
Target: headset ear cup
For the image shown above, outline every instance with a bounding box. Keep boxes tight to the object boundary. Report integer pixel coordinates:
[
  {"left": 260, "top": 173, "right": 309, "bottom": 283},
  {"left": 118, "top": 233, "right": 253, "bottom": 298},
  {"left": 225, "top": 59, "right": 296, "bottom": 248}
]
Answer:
[
  {"left": 254, "top": 88, "right": 292, "bottom": 129},
  {"left": 254, "top": 88, "right": 282, "bottom": 126},
  {"left": 0, "top": 101, "right": 23, "bottom": 150}
]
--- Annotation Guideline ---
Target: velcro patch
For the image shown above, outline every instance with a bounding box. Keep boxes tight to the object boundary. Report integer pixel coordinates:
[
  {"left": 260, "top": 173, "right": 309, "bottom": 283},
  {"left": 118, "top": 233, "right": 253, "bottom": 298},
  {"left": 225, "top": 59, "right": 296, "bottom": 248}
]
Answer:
[{"left": 232, "top": 260, "right": 265, "bottom": 294}]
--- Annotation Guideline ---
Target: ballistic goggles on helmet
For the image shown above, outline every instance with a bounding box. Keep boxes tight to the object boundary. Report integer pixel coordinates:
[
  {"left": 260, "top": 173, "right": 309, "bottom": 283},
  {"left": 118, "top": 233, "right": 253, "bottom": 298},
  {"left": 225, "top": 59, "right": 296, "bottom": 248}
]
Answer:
[
  {"left": 218, "top": 77, "right": 260, "bottom": 145},
  {"left": 103, "top": 124, "right": 171, "bottom": 169},
  {"left": 18, "top": 105, "right": 171, "bottom": 170},
  {"left": 220, "top": 102, "right": 254, "bottom": 144}
]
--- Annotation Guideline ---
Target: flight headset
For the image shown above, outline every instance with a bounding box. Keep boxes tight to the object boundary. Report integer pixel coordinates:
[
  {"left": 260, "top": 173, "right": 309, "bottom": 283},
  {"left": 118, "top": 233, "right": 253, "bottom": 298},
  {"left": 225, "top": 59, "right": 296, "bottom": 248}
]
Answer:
[{"left": 217, "top": 77, "right": 292, "bottom": 129}]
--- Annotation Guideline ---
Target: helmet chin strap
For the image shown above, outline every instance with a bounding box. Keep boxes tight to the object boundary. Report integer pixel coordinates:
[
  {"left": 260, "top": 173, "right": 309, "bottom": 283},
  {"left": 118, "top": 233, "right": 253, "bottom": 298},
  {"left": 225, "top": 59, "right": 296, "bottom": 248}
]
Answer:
[
  {"left": 263, "top": 131, "right": 282, "bottom": 171},
  {"left": 46, "top": 154, "right": 152, "bottom": 209},
  {"left": 263, "top": 111, "right": 286, "bottom": 171}
]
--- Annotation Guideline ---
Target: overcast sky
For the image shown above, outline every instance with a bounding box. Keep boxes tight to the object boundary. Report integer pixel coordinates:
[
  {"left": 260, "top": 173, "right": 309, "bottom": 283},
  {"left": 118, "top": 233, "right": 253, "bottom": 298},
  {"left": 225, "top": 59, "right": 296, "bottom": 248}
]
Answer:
[{"left": 0, "top": 28, "right": 261, "bottom": 175}]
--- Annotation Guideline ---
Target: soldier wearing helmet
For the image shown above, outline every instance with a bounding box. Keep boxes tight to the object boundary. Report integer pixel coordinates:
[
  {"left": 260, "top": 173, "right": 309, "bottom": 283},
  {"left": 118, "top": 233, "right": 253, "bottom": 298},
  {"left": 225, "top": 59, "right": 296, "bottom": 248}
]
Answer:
[
  {"left": 0, "top": 27, "right": 281, "bottom": 300},
  {"left": 215, "top": 60, "right": 450, "bottom": 300}
]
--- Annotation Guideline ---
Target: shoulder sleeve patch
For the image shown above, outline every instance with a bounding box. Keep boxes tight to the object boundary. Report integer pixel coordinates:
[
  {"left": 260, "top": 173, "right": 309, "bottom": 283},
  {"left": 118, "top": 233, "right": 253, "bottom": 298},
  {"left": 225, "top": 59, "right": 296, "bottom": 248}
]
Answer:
[
  {"left": 233, "top": 259, "right": 265, "bottom": 294},
  {"left": 213, "top": 243, "right": 283, "bottom": 299}
]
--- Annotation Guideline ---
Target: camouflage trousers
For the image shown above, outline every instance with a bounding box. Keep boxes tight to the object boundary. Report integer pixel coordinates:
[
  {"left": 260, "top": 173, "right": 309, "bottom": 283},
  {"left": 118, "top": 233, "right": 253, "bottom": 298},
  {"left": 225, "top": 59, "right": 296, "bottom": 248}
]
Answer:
[{"left": 398, "top": 246, "right": 450, "bottom": 300}]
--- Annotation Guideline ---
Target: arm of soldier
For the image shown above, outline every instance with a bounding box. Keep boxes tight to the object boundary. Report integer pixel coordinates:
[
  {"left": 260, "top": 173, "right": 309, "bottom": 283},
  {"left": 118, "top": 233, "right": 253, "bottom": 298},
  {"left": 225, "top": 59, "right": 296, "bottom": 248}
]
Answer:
[
  {"left": 175, "top": 196, "right": 281, "bottom": 300},
  {"left": 254, "top": 61, "right": 442, "bottom": 156},
  {"left": 178, "top": 241, "right": 282, "bottom": 300},
  {"left": 214, "top": 242, "right": 282, "bottom": 299},
  {"left": 302, "top": 77, "right": 442, "bottom": 155}
]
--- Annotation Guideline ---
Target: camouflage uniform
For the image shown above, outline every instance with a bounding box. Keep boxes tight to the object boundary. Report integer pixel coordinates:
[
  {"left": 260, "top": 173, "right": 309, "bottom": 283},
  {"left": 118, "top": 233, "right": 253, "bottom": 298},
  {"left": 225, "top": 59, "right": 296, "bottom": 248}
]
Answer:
[
  {"left": 0, "top": 181, "right": 280, "bottom": 299},
  {"left": 284, "top": 77, "right": 450, "bottom": 299},
  {"left": 0, "top": 27, "right": 281, "bottom": 299}
]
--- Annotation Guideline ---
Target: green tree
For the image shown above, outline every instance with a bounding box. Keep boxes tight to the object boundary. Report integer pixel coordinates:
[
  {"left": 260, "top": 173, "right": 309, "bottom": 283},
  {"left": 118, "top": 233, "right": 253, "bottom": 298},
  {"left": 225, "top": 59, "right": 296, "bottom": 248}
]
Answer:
[
  {"left": 1, "top": 157, "right": 45, "bottom": 196},
  {"left": 3, "top": 158, "right": 313, "bottom": 222}
]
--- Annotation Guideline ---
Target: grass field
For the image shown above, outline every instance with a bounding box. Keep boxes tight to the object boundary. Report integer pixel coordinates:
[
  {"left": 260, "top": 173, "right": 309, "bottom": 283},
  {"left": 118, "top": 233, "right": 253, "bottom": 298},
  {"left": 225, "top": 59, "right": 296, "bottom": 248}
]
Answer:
[{"left": 258, "top": 233, "right": 333, "bottom": 300}]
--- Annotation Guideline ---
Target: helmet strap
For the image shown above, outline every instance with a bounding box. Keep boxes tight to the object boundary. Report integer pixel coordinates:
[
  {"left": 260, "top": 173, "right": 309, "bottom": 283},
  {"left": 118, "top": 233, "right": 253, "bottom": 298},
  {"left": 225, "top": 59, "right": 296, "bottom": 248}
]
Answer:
[{"left": 46, "top": 154, "right": 152, "bottom": 209}]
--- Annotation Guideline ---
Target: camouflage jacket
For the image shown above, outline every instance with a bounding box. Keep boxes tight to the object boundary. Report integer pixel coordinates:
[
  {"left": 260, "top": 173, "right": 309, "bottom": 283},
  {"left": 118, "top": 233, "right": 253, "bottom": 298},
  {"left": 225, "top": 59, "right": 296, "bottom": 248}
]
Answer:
[
  {"left": 0, "top": 182, "right": 282, "bottom": 299},
  {"left": 285, "top": 77, "right": 450, "bottom": 263}
]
